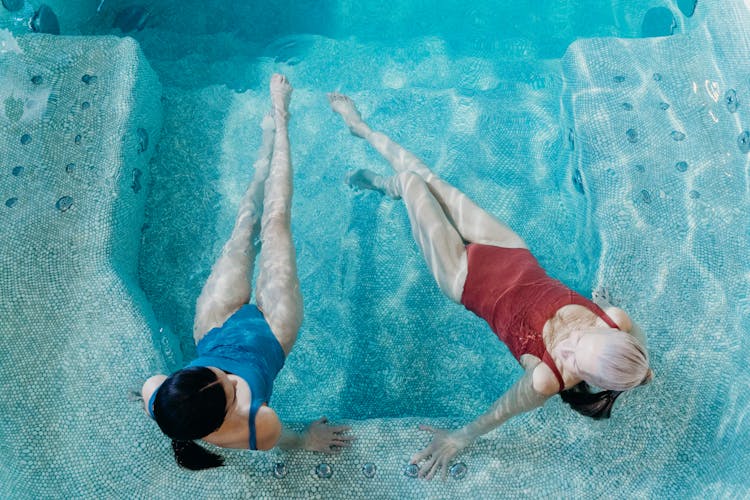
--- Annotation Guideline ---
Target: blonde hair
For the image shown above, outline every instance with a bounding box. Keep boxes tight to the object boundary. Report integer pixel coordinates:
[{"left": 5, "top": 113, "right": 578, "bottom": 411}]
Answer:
[{"left": 577, "top": 330, "right": 649, "bottom": 391}]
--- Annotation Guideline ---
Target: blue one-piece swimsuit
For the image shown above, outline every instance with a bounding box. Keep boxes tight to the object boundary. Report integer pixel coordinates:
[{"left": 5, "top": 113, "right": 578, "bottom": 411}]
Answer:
[{"left": 148, "top": 304, "right": 286, "bottom": 450}]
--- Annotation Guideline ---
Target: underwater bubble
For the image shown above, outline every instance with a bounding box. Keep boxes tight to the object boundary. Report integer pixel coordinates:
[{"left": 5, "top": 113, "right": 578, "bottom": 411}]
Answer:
[
  {"left": 449, "top": 462, "right": 468, "bottom": 480},
  {"left": 272, "top": 462, "right": 287, "bottom": 479},
  {"left": 675, "top": 161, "right": 688, "bottom": 172},
  {"left": 65, "top": 162, "right": 75, "bottom": 173},
  {"left": 131, "top": 168, "right": 142, "bottom": 193},
  {"left": 74, "top": 134, "right": 82, "bottom": 145},
  {"left": 5, "top": 197, "right": 18, "bottom": 208},
  {"left": 55, "top": 196, "right": 73, "bottom": 212},
  {"left": 613, "top": 75, "right": 626, "bottom": 83},
  {"left": 689, "top": 190, "right": 701, "bottom": 199},
  {"left": 572, "top": 169, "right": 585, "bottom": 194},
  {"left": 621, "top": 102, "right": 633, "bottom": 111},
  {"left": 362, "top": 463, "right": 377, "bottom": 478},
  {"left": 30, "top": 5, "right": 60, "bottom": 35},
  {"left": 137, "top": 127, "right": 148, "bottom": 153},
  {"left": 81, "top": 74, "right": 97, "bottom": 85},
  {"left": 20, "top": 133, "right": 31, "bottom": 145},
  {"left": 315, "top": 463, "right": 333, "bottom": 479},
  {"left": 12, "top": 166, "right": 23, "bottom": 176},
  {"left": 404, "top": 464, "right": 419, "bottom": 478},
  {"left": 725, "top": 89, "right": 739, "bottom": 113},
  {"left": 653, "top": 73, "right": 662, "bottom": 81},
  {"left": 626, "top": 128, "right": 639, "bottom": 143},
  {"left": 671, "top": 131, "right": 686, "bottom": 141},
  {"left": 2, "top": 0, "right": 25, "bottom": 11},
  {"left": 31, "top": 75, "right": 43, "bottom": 85},
  {"left": 659, "top": 102, "right": 670, "bottom": 110},
  {"left": 113, "top": 5, "right": 150, "bottom": 33},
  {"left": 737, "top": 131, "right": 750, "bottom": 153},
  {"left": 81, "top": 101, "right": 90, "bottom": 110},
  {"left": 640, "top": 190, "right": 652, "bottom": 204},
  {"left": 642, "top": 7, "right": 676, "bottom": 37}
]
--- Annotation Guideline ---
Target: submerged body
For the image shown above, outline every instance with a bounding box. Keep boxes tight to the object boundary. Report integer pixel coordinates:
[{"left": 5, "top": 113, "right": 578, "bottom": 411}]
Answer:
[
  {"left": 142, "top": 75, "right": 351, "bottom": 469},
  {"left": 462, "top": 244, "right": 623, "bottom": 391},
  {"left": 328, "top": 92, "right": 651, "bottom": 479}
]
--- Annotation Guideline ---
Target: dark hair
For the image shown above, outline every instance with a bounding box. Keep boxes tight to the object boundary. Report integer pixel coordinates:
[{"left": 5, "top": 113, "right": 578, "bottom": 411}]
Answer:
[
  {"left": 559, "top": 382, "right": 623, "bottom": 420},
  {"left": 152, "top": 366, "right": 227, "bottom": 470}
]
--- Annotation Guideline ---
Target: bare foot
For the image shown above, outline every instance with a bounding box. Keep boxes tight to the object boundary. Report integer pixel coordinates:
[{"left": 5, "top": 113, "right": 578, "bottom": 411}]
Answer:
[
  {"left": 327, "top": 92, "right": 371, "bottom": 138},
  {"left": 270, "top": 74, "right": 292, "bottom": 120},
  {"left": 345, "top": 169, "right": 397, "bottom": 197}
]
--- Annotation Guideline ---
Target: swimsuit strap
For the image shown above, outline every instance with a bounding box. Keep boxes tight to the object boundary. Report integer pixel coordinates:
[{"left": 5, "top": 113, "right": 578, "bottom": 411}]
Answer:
[
  {"left": 539, "top": 298, "right": 620, "bottom": 394},
  {"left": 248, "top": 399, "right": 264, "bottom": 451},
  {"left": 147, "top": 387, "right": 159, "bottom": 419},
  {"left": 541, "top": 350, "right": 565, "bottom": 392},
  {"left": 591, "top": 304, "right": 620, "bottom": 329},
  {"left": 568, "top": 295, "right": 620, "bottom": 329}
]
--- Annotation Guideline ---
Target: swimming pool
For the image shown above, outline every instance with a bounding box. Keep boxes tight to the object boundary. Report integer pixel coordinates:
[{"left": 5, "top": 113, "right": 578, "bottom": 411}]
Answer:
[{"left": 1, "top": 0, "right": 747, "bottom": 497}]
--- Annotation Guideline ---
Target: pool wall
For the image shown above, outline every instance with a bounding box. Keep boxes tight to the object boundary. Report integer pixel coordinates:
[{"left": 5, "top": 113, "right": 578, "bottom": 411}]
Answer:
[{"left": 1, "top": 0, "right": 748, "bottom": 498}]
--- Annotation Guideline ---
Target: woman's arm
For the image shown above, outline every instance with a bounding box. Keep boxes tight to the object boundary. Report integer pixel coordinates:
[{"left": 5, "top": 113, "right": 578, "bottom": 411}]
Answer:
[
  {"left": 411, "top": 367, "right": 552, "bottom": 479},
  {"left": 277, "top": 417, "right": 354, "bottom": 452}
]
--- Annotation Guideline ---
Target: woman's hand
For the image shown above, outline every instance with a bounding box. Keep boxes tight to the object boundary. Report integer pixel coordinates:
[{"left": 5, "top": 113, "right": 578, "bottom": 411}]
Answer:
[
  {"left": 407, "top": 370, "right": 551, "bottom": 480},
  {"left": 302, "top": 417, "right": 354, "bottom": 453},
  {"left": 410, "top": 425, "right": 470, "bottom": 480}
]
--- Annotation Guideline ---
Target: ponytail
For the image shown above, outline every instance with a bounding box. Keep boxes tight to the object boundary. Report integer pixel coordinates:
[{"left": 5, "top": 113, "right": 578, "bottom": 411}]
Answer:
[
  {"left": 151, "top": 366, "right": 228, "bottom": 470},
  {"left": 559, "top": 382, "right": 623, "bottom": 420},
  {"left": 171, "top": 439, "right": 224, "bottom": 470}
]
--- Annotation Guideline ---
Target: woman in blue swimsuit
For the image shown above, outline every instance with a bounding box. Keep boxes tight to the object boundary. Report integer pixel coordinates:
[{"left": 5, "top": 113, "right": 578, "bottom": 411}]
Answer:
[{"left": 141, "top": 75, "right": 352, "bottom": 470}]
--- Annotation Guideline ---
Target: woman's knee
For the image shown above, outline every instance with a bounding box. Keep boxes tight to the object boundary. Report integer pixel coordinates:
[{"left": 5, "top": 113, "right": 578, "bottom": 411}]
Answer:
[{"left": 390, "top": 170, "right": 427, "bottom": 197}]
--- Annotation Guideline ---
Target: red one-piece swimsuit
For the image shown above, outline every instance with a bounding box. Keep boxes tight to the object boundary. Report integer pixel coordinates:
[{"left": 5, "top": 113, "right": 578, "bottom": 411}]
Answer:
[{"left": 460, "top": 243, "right": 620, "bottom": 392}]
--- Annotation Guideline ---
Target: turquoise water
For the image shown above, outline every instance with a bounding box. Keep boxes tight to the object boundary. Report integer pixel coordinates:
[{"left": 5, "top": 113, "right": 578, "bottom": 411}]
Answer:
[{"left": 1, "top": 0, "right": 748, "bottom": 498}]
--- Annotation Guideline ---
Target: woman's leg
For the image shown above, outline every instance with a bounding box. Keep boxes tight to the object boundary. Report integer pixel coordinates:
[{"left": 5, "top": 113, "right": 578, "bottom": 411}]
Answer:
[
  {"left": 193, "top": 114, "right": 276, "bottom": 343},
  {"left": 347, "top": 169, "right": 468, "bottom": 303},
  {"left": 328, "top": 93, "right": 526, "bottom": 249},
  {"left": 255, "top": 74, "right": 303, "bottom": 356}
]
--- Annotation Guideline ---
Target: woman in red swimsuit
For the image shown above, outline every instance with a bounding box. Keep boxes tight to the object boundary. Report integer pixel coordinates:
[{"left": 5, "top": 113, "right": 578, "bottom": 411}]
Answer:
[{"left": 329, "top": 93, "right": 653, "bottom": 480}]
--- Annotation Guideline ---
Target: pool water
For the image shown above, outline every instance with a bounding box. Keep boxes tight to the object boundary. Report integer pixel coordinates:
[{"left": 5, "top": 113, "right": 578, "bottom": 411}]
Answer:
[{"left": 1, "top": 0, "right": 748, "bottom": 498}]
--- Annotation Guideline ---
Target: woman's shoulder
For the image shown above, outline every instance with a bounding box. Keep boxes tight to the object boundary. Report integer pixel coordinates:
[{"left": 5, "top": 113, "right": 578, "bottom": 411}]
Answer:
[
  {"left": 589, "top": 290, "right": 633, "bottom": 331},
  {"left": 602, "top": 306, "right": 632, "bottom": 331},
  {"left": 254, "top": 406, "right": 282, "bottom": 450},
  {"left": 520, "top": 354, "right": 562, "bottom": 396},
  {"left": 141, "top": 375, "right": 167, "bottom": 415},
  {"left": 532, "top": 363, "right": 563, "bottom": 396}
]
